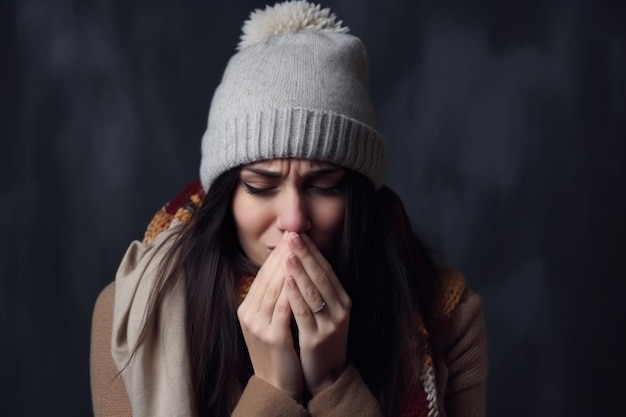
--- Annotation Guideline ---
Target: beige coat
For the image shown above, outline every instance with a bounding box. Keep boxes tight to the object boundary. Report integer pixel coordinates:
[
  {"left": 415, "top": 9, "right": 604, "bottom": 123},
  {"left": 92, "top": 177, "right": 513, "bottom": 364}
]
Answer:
[{"left": 90, "top": 224, "right": 488, "bottom": 416}]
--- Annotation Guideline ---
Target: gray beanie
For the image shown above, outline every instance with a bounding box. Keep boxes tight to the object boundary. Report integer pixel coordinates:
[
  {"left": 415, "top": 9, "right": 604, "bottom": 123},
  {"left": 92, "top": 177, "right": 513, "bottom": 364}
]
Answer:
[{"left": 200, "top": 1, "right": 387, "bottom": 191}]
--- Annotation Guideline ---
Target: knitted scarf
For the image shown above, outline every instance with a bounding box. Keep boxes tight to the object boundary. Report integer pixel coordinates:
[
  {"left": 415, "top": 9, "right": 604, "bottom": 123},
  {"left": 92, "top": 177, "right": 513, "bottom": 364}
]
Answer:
[{"left": 144, "top": 180, "right": 466, "bottom": 417}]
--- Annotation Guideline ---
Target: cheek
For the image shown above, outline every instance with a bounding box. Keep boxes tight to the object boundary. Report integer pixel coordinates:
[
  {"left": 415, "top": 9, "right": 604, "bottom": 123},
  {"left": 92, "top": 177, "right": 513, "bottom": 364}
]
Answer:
[
  {"left": 313, "top": 198, "right": 346, "bottom": 239},
  {"left": 232, "top": 192, "right": 262, "bottom": 245},
  {"left": 308, "top": 199, "right": 345, "bottom": 259},
  {"left": 232, "top": 190, "right": 275, "bottom": 264}
]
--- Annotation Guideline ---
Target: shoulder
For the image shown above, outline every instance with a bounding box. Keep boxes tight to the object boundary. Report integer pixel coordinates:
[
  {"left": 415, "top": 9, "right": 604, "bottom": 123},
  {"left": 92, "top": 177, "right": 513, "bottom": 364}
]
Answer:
[
  {"left": 434, "top": 267, "right": 468, "bottom": 319},
  {"left": 110, "top": 220, "right": 186, "bottom": 370},
  {"left": 91, "top": 281, "right": 134, "bottom": 416},
  {"left": 92, "top": 282, "right": 116, "bottom": 348},
  {"left": 432, "top": 267, "right": 486, "bottom": 350},
  {"left": 432, "top": 268, "right": 488, "bottom": 394},
  {"left": 116, "top": 221, "right": 182, "bottom": 280}
]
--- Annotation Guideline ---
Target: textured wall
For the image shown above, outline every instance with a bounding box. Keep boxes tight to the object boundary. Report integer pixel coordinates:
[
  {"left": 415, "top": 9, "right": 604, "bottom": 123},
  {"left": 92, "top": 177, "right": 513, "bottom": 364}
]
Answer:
[{"left": 2, "top": 0, "right": 625, "bottom": 416}]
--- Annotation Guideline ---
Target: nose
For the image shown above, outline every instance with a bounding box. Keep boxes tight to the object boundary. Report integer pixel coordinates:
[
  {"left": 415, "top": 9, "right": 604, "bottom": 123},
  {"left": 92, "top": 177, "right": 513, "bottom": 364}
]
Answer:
[{"left": 276, "top": 191, "right": 311, "bottom": 233}]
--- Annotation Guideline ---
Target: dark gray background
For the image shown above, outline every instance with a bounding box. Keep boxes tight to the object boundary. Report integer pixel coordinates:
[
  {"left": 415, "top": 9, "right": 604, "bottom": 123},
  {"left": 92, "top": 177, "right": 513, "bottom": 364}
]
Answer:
[{"left": 2, "top": 0, "right": 625, "bottom": 416}]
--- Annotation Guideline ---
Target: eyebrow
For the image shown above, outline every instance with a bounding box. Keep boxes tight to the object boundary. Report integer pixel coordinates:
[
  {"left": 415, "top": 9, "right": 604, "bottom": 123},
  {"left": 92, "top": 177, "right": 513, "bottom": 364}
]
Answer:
[{"left": 243, "top": 167, "right": 344, "bottom": 179}]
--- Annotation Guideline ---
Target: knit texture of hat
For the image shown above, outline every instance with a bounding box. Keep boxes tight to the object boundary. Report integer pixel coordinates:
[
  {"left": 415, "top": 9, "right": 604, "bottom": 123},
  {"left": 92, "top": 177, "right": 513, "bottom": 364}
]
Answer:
[{"left": 200, "top": 1, "right": 387, "bottom": 191}]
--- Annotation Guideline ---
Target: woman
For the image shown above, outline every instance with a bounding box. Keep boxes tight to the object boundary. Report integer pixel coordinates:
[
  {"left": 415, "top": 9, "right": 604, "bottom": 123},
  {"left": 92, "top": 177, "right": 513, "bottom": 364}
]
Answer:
[{"left": 90, "top": 2, "right": 488, "bottom": 416}]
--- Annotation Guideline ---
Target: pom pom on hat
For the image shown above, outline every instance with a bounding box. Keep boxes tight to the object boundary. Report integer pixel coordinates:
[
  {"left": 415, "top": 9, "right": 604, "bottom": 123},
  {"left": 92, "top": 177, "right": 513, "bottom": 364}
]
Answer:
[
  {"left": 200, "top": 1, "right": 387, "bottom": 191},
  {"left": 238, "top": 1, "right": 349, "bottom": 50}
]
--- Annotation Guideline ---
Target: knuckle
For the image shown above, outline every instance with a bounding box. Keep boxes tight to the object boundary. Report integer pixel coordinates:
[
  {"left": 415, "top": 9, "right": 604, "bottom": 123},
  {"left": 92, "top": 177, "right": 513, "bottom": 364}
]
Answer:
[
  {"left": 300, "top": 249, "right": 314, "bottom": 261},
  {"left": 304, "top": 286, "right": 318, "bottom": 300},
  {"left": 314, "top": 270, "right": 331, "bottom": 287},
  {"left": 237, "top": 310, "right": 251, "bottom": 325},
  {"left": 251, "top": 321, "right": 266, "bottom": 336},
  {"left": 274, "top": 301, "right": 290, "bottom": 314},
  {"left": 293, "top": 303, "right": 311, "bottom": 316},
  {"left": 264, "top": 285, "right": 280, "bottom": 301},
  {"left": 338, "top": 310, "right": 350, "bottom": 324},
  {"left": 239, "top": 318, "right": 253, "bottom": 332}
]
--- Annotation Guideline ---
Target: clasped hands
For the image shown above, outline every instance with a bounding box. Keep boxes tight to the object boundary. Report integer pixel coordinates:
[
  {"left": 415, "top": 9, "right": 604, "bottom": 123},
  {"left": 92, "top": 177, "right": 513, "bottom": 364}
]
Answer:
[{"left": 237, "top": 232, "right": 352, "bottom": 400}]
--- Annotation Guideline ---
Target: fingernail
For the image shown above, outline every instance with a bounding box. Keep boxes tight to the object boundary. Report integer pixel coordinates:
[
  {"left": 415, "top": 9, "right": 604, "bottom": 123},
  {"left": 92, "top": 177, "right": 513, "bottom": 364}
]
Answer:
[
  {"left": 287, "top": 276, "right": 297, "bottom": 288},
  {"left": 288, "top": 254, "right": 299, "bottom": 267},
  {"left": 290, "top": 234, "right": 304, "bottom": 249}
]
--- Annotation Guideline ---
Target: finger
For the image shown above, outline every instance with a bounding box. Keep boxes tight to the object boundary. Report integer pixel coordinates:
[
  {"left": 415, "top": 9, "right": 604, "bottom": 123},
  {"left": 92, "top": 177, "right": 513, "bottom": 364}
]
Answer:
[
  {"left": 271, "top": 283, "right": 292, "bottom": 329},
  {"left": 258, "top": 233, "right": 293, "bottom": 315},
  {"left": 284, "top": 252, "right": 326, "bottom": 313},
  {"left": 288, "top": 233, "right": 348, "bottom": 308},
  {"left": 284, "top": 276, "right": 318, "bottom": 331},
  {"left": 299, "top": 233, "right": 350, "bottom": 306},
  {"left": 240, "top": 232, "right": 288, "bottom": 313},
  {"left": 239, "top": 254, "right": 274, "bottom": 313}
]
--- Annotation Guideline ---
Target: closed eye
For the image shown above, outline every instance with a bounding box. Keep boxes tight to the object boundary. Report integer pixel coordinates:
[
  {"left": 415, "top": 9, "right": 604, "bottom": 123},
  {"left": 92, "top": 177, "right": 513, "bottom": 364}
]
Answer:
[
  {"left": 307, "top": 178, "right": 345, "bottom": 196},
  {"left": 308, "top": 185, "right": 344, "bottom": 196},
  {"left": 243, "top": 183, "right": 276, "bottom": 196}
]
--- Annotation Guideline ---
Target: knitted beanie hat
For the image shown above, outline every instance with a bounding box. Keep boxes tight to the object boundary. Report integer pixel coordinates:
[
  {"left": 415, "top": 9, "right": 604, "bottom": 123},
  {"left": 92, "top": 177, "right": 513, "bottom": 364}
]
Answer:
[{"left": 199, "top": 1, "right": 387, "bottom": 191}]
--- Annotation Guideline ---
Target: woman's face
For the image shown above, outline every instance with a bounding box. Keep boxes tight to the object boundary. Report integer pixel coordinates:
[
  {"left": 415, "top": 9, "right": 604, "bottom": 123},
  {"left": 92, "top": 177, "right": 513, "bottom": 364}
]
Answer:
[{"left": 232, "top": 158, "right": 346, "bottom": 265}]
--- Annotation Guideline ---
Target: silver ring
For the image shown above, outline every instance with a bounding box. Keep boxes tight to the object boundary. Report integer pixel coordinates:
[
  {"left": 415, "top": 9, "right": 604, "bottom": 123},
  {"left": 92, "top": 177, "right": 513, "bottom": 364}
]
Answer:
[{"left": 311, "top": 301, "right": 326, "bottom": 314}]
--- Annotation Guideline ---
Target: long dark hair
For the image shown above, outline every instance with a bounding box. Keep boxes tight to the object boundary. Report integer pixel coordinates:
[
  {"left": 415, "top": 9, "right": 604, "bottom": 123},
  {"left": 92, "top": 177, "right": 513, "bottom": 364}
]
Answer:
[{"left": 139, "top": 167, "right": 441, "bottom": 416}]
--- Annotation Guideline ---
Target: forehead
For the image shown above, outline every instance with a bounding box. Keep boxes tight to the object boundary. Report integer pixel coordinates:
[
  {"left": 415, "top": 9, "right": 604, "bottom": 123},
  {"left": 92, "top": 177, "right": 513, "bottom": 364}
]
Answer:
[{"left": 243, "top": 158, "right": 340, "bottom": 172}]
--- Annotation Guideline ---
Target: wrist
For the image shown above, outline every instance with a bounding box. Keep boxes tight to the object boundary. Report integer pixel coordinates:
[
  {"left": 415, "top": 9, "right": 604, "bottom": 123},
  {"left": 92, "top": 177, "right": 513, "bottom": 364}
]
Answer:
[{"left": 308, "top": 362, "right": 349, "bottom": 397}]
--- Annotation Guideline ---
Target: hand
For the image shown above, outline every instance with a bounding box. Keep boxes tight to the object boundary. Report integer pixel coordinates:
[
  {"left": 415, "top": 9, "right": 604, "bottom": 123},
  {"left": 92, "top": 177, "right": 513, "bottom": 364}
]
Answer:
[
  {"left": 283, "top": 232, "right": 352, "bottom": 397},
  {"left": 237, "top": 232, "right": 304, "bottom": 399}
]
